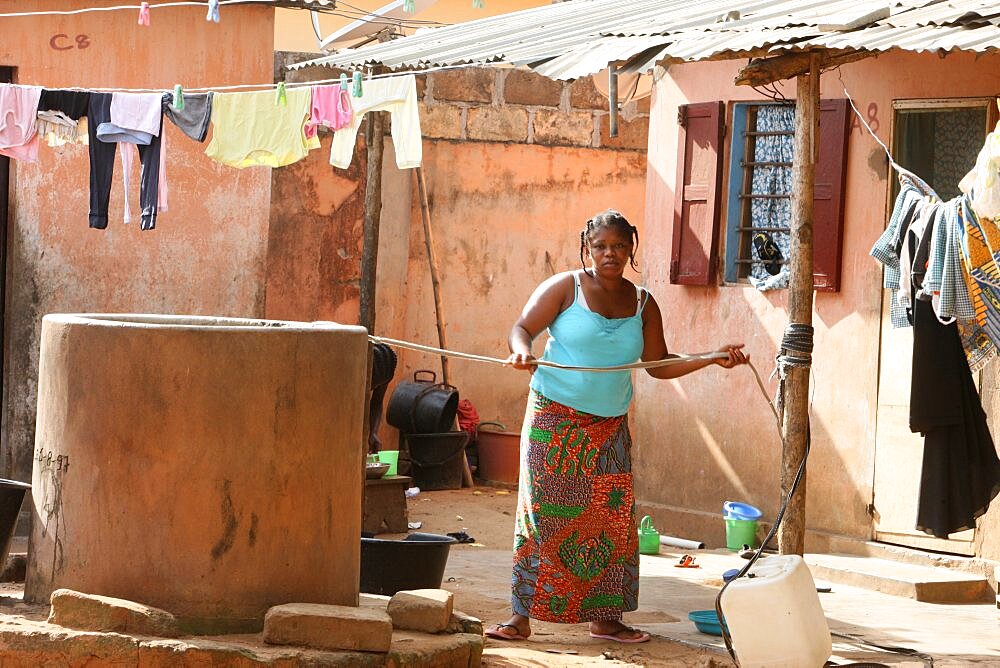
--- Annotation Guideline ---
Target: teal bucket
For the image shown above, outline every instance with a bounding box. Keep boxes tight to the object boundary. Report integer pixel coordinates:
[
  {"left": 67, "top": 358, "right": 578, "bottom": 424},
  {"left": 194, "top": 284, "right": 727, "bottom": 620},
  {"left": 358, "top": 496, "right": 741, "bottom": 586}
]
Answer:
[
  {"left": 377, "top": 450, "right": 399, "bottom": 477},
  {"left": 725, "top": 518, "right": 758, "bottom": 551}
]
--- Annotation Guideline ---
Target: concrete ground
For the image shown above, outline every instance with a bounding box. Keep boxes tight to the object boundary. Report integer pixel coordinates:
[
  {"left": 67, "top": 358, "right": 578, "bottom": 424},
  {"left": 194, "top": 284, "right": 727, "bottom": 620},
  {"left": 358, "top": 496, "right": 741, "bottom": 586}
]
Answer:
[{"left": 409, "top": 488, "right": 1000, "bottom": 667}]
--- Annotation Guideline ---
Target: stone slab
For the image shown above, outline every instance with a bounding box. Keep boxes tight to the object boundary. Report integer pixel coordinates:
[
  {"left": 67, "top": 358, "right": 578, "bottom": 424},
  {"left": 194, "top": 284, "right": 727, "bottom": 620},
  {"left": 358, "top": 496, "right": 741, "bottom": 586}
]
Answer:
[
  {"left": 388, "top": 589, "right": 453, "bottom": 634},
  {"left": 532, "top": 109, "right": 595, "bottom": 147},
  {"left": 364, "top": 475, "right": 410, "bottom": 534},
  {"left": 466, "top": 106, "right": 528, "bottom": 143},
  {"left": 431, "top": 69, "right": 495, "bottom": 104},
  {"left": 48, "top": 589, "right": 180, "bottom": 638},
  {"left": 805, "top": 553, "right": 994, "bottom": 603},
  {"left": 0, "top": 615, "right": 484, "bottom": 667},
  {"left": 503, "top": 69, "right": 562, "bottom": 107},
  {"left": 264, "top": 602, "right": 392, "bottom": 653}
]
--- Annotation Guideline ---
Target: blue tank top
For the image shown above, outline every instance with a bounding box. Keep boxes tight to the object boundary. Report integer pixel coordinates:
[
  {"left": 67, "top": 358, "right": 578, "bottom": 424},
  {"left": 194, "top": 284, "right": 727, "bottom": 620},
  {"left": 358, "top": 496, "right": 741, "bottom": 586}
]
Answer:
[{"left": 529, "top": 271, "right": 647, "bottom": 417}]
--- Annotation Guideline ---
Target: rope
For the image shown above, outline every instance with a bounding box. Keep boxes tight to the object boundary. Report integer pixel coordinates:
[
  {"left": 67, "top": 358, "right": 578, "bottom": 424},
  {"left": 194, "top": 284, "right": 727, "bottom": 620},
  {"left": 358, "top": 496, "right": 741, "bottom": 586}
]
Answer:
[{"left": 368, "top": 334, "right": 781, "bottom": 424}]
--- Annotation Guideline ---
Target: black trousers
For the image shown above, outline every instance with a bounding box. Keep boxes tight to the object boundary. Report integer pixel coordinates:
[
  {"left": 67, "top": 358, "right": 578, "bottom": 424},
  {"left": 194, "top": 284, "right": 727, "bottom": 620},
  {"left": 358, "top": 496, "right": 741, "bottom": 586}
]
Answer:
[{"left": 88, "top": 93, "right": 162, "bottom": 230}]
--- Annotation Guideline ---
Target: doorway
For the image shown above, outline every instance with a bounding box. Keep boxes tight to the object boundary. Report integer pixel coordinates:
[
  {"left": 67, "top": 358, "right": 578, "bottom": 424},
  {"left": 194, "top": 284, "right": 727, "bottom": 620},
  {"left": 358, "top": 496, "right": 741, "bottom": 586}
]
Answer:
[{"left": 872, "top": 98, "right": 996, "bottom": 555}]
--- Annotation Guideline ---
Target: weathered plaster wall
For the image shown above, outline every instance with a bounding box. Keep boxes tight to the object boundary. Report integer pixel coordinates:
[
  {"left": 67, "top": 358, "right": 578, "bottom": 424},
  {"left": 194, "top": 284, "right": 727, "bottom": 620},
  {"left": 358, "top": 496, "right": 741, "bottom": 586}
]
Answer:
[
  {"left": 0, "top": 2, "right": 274, "bottom": 483},
  {"left": 266, "top": 64, "right": 648, "bottom": 444},
  {"left": 638, "top": 50, "right": 1000, "bottom": 557}
]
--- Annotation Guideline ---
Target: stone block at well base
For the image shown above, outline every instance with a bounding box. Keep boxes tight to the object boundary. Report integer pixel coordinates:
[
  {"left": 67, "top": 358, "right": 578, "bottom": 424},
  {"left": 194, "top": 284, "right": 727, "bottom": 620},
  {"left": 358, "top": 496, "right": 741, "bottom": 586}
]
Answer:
[
  {"left": 48, "top": 589, "right": 180, "bottom": 638},
  {"left": 263, "top": 602, "right": 392, "bottom": 653},
  {"left": 388, "top": 589, "right": 454, "bottom": 634},
  {"left": 0, "top": 615, "right": 483, "bottom": 667}
]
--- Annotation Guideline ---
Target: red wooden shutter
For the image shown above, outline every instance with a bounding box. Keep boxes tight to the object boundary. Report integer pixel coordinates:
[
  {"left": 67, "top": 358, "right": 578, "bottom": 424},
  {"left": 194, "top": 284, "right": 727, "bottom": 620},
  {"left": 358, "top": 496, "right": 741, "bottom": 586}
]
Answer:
[
  {"left": 813, "top": 99, "right": 850, "bottom": 292},
  {"left": 671, "top": 101, "right": 725, "bottom": 285}
]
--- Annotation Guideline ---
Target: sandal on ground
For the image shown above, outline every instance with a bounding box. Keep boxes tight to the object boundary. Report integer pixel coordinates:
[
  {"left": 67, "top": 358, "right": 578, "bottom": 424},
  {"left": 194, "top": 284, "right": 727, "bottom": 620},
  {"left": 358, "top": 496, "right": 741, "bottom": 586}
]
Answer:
[
  {"left": 485, "top": 623, "right": 528, "bottom": 641},
  {"left": 589, "top": 627, "right": 651, "bottom": 644},
  {"left": 674, "top": 554, "right": 700, "bottom": 568}
]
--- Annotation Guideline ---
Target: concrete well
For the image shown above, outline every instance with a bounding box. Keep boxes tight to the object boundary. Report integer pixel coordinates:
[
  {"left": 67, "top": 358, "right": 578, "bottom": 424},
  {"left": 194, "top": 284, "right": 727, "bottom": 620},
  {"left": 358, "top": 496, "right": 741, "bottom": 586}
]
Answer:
[{"left": 25, "top": 314, "right": 369, "bottom": 633}]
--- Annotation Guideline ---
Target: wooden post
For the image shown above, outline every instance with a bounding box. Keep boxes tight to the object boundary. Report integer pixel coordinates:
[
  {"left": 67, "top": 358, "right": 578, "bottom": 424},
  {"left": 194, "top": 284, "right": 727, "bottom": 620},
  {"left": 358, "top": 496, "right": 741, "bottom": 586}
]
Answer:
[
  {"left": 415, "top": 167, "right": 451, "bottom": 385},
  {"left": 778, "top": 54, "right": 820, "bottom": 556},
  {"left": 415, "top": 167, "right": 474, "bottom": 488},
  {"left": 359, "top": 111, "right": 386, "bottom": 334}
]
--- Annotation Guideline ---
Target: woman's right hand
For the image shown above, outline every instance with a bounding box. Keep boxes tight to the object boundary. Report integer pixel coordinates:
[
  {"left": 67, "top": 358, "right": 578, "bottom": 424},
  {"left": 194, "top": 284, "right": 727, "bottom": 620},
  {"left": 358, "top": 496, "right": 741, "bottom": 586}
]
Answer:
[{"left": 505, "top": 352, "right": 537, "bottom": 373}]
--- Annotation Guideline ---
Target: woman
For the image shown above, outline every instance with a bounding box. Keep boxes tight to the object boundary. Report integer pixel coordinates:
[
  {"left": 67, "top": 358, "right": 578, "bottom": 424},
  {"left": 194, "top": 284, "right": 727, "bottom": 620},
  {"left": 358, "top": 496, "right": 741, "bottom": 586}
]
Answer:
[{"left": 487, "top": 209, "right": 747, "bottom": 644}]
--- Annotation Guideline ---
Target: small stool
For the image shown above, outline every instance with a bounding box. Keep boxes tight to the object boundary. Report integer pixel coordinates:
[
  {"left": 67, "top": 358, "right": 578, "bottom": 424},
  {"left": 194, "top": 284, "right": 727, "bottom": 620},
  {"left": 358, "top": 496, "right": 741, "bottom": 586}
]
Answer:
[{"left": 363, "top": 475, "right": 411, "bottom": 534}]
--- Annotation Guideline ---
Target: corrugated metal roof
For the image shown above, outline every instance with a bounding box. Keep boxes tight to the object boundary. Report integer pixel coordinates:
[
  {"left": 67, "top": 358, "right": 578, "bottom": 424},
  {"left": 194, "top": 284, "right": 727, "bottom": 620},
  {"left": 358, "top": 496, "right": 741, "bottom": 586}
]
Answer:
[{"left": 289, "top": 0, "right": 1000, "bottom": 79}]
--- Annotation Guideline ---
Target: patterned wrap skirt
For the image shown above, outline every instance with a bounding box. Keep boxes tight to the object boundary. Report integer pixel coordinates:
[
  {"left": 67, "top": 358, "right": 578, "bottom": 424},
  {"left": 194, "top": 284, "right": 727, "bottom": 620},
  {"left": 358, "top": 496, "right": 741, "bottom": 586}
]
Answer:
[{"left": 511, "top": 390, "right": 639, "bottom": 623}]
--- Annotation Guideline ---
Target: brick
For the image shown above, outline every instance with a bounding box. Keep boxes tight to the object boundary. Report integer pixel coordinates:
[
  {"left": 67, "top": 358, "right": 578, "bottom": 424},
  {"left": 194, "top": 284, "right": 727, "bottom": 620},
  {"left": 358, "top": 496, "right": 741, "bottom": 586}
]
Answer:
[
  {"left": 446, "top": 610, "right": 484, "bottom": 636},
  {"left": 532, "top": 109, "right": 595, "bottom": 147},
  {"left": 466, "top": 106, "right": 529, "bottom": 143},
  {"left": 569, "top": 76, "right": 609, "bottom": 110},
  {"left": 420, "top": 103, "right": 463, "bottom": 140},
  {"left": 415, "top": 74, "right": 427, "bottom": 99},
  {"left": 48, "top": 589, "right": 180, "bottom": 638},
  {"left": 504, "top": 69, "right": 562, "bottom": 107},
  {"left": 598, "top": 113, "right": 649, "bottom": 151},
  {"left": 431, "top": 68, "right": 495, "bottom": 104},
  {"left": 263, "top": 603, "right": 392, "bottom": 653},
  {"left": 386, "top": 631, "right": 481, "bottom": 668},
  {"left": 387, "top": 589, "right": 453, "bottom": 634}
]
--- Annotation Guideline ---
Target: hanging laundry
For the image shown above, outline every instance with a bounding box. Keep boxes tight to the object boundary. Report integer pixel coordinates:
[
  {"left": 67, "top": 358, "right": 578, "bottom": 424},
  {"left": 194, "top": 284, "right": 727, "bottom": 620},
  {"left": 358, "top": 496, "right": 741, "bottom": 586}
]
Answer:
[
  {"left": 37, "top": 89, "right": 90, "bottom": 147},
  {"left": 120, "top": 127, "right": 168, "bottom": 226},
  {"left": 163, "top": 91, "right": 213, "bottom": 142},
  {"left": 0, "top": 84, "right": 42, "bottom": 162},
  {"left": 97, "top": 92, "right": 162, "bottom": 145},
  {"left": 88, "top": 93, "right": 165, "bottom": 230},
  {"left": 959, "top": 118, "right": 1000, "bottom": 220},
  {"left": 205, "top": 87, "right": 317, "bottom": 169},
  {"left": 910, "top": 298, "right": 1000, "bottom": 538},
  {"left": 329, "top": 74, "right": 422, "bottom": 170},
  {"left": 304, "top": 85, "right": 353, "bottom": 140},
  {"left": 872, "top": 178, "right": 992, "bottom": 371}
]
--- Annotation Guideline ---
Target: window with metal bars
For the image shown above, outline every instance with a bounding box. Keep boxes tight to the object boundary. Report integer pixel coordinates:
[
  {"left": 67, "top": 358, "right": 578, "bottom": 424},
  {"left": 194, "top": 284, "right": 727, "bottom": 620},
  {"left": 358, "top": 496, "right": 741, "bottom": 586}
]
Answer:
[{"left": 723, "top": 102, "right": 794, "bottom": 289}]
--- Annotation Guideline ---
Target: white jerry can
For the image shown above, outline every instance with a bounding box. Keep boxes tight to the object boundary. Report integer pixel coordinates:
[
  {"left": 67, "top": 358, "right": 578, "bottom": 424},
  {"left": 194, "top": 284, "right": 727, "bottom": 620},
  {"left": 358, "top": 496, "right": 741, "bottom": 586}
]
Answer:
[{"left": 718, "top": 555, "right": 832, "bottom": 668}]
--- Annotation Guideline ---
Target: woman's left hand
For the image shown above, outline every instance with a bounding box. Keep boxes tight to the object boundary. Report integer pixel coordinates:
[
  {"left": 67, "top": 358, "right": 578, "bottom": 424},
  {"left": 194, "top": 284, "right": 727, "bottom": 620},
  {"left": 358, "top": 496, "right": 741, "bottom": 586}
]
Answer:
[{"left": 715, "top": 343, "right": 748, "bottom": 369}]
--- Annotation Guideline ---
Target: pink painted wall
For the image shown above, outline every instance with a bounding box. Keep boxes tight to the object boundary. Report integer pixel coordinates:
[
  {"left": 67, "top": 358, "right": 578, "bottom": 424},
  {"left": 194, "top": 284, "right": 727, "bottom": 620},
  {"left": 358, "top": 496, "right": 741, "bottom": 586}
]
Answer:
[
  {"left": 0, "top": 1, "right": 275, "bottom": 482},
  {"left": 638, "top": 51, "right": 1000, "bottom": 557}
]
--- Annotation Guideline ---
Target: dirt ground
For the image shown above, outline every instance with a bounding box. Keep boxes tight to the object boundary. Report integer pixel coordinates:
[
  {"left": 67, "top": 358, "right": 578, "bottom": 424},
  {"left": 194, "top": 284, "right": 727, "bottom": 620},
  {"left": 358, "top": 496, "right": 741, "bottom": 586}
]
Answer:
[{"left": 403, "top": 488, "right": 733, "bottom": 668}]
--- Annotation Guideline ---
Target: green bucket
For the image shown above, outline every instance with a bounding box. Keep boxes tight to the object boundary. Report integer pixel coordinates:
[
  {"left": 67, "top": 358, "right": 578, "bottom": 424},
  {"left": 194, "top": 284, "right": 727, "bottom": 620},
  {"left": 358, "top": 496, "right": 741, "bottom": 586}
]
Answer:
[
  {"left": 377, "top": 450, "right": 399, "bottom": 477},
  {"left": 725, "top": 518, "right": 758, "bottom": 551}
]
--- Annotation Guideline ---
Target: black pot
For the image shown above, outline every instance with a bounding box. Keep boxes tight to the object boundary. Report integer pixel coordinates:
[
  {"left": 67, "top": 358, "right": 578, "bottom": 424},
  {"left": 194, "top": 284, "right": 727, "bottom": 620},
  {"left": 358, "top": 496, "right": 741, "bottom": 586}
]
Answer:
[{"left": 386, "top": 370, "right": 459, "bottom": 434}]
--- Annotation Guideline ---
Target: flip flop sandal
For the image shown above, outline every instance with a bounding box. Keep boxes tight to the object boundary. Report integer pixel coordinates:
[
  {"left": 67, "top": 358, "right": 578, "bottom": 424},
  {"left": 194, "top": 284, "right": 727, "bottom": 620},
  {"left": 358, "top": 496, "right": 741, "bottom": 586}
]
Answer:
[
  {"left": 485, "top": 624, "right": 527, "bottom": 641},
  {"left": 674, "top": 554, "right": 700, "bottom": 568},
  {"left": 589, "top": 628, "right": 651, "bottom": 644}
]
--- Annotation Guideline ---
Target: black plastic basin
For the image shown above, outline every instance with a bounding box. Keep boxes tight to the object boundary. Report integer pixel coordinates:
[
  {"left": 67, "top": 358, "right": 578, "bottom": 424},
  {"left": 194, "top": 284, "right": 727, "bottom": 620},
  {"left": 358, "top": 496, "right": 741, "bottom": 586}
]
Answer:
[{"left": 360, "top": 532, "right": 457, "bottom": 595}]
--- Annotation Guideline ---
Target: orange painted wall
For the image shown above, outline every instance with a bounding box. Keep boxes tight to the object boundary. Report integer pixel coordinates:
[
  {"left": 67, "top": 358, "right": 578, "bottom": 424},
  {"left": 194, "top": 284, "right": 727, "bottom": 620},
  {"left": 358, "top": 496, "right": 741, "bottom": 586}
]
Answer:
[
  {"left": 638, "top": 51, "right": 1000, "bottom": 553},
  {"left": 266, "top": 138, "right": 648, "bottom": 444},
  {"left": 0, "top": 1, "right": 275, "bottom": 482}
]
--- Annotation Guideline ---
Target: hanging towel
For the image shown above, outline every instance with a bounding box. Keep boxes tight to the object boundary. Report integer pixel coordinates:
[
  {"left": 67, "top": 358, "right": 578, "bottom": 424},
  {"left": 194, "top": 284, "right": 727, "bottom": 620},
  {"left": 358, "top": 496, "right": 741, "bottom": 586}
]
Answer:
[
  {"left": 305, "top": 85, "right": 354, "bottom": 139},
  {"left": 205, "top": 88, "right": 317, "bottom": 168},
  {"left": 329, "top": 74, "right": 421, "bottom": 170},
  {"left": 0, "top": 84, "right": 42, "bottom": 162},
  {"left": 163, "top": 91, "right": 213, "bottom": 143}
]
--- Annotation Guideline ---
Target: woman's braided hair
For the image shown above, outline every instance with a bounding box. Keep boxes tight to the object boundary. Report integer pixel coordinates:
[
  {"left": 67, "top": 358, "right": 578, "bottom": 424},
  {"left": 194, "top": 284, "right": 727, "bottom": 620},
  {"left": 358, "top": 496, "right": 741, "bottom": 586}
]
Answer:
[{"left": 579, "top": 209, "right": 639, "bottom": 271}]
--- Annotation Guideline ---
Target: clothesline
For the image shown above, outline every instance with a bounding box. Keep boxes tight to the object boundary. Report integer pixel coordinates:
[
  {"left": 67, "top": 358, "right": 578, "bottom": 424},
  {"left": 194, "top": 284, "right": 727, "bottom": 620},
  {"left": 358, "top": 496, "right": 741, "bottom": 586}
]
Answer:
[
  {"left": 0, "top": 0, "right": 444, "bottom": 26},
  {"left": 3, "top": 62, "right": 477, "bottom": 95}
]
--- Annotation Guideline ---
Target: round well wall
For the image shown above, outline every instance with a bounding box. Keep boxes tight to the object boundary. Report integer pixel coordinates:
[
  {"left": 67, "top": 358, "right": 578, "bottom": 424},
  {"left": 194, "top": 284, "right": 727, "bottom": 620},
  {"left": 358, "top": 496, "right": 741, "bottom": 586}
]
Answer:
[{"left": 26, "top": 314, "right": 368, "bottom": 632}]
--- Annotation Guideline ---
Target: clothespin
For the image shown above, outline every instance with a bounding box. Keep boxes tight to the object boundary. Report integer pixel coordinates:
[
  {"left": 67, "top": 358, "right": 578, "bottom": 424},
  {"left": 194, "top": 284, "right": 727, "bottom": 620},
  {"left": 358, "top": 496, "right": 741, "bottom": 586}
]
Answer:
[
  {"left": 172, "top": 84, "right": 185, "bottom": 111},
  {"left": 206, "top": 0, "right": 220, "bottom": 23},
  {"left": 403, "top": 0, "right": 415, "bottom": 12},
  {"left": 352, "top": 71, "right": 363, "bottom": 98},
  {"left": 473, "top": 0, "right": 485, "bottom": 7},
  {"left": 340, "top": 73, "right": 349, "bottom": 91},
  {"left": 275, "top": 82, "right": 287, "bottom": 106},
  {"left": 138, "top": 2, "right": 150, "bottom": 26}
]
